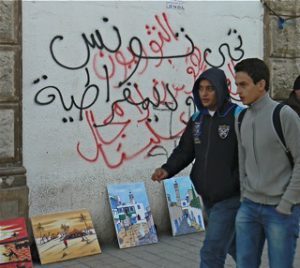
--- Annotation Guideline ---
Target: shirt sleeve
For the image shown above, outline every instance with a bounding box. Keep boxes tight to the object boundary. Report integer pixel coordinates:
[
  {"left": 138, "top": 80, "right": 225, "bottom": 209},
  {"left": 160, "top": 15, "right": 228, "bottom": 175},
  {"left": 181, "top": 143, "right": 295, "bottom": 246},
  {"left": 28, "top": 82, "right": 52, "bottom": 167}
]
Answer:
[{"left": 162, "top": 118, "right": 195, "bottom": 178}]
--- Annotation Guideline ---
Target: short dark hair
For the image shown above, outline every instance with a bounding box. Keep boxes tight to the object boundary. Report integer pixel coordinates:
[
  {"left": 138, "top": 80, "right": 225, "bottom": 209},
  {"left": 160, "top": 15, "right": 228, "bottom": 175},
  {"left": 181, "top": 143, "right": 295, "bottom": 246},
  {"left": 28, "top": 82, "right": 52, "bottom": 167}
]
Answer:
[{"left": 234, "top": 58, "right": 270, "bottom": 91}]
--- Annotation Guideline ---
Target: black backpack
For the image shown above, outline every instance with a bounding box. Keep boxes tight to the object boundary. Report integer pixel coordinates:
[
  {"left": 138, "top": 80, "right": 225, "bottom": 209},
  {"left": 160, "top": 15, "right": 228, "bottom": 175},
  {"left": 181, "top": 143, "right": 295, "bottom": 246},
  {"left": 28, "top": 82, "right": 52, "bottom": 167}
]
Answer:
[{"left": 237, "top": 103, "right": 294, "bottom": 167}]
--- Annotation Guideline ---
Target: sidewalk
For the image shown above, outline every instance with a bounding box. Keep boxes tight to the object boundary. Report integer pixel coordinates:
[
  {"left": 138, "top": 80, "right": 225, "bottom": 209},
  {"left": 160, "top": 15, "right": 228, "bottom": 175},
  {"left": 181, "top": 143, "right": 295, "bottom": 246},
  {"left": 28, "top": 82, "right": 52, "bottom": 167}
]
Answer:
[{"left": 33, "top": 231, "right": 300, "bottom": 268}]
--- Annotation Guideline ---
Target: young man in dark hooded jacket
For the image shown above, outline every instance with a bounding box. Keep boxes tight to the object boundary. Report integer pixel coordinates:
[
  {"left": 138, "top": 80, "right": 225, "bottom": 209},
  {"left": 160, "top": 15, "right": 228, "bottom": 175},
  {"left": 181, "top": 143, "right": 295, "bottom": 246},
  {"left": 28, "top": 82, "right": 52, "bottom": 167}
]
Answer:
[
  {"left": 284, "top": 75, "right": 300, "bottom": 116},
  {"left": 151, "top": 68, "right": 241, "bottom": 267}
]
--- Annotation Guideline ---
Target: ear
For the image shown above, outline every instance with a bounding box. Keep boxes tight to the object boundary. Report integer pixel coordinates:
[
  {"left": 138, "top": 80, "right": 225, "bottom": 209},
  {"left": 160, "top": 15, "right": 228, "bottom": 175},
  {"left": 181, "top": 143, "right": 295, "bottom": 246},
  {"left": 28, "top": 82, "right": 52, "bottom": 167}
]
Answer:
[{"left": 257, "top": 79, "right": 266, "bottom": 92}]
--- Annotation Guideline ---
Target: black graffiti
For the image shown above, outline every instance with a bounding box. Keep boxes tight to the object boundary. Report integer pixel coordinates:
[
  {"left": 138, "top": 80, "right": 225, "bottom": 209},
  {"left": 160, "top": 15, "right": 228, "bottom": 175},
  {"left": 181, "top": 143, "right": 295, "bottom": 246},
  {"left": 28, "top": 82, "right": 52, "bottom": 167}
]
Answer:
[
  {"left": 38, "top": 16, "right": 242, "bottom": 131},
  {"left": 185, "top": 96, "right": 196, "bottom": 118},
  {"left": 118, "top": 30, "right": 194, "bottom": 87},
  {"left": 147, "top": 114, "right": 159, "bottom": 123},
  {"left": 49, "top": 17, "right": 122, "bottom": 70},
  {"left": 93, "top": 82, "right": 178, "bottom": 128},
  {"left": 116, "top": 32, "right": 194, "bottom": 87},
  {"left": 147, "top": 145, "right": 169, "bottom": 158},
  {"left": 203, "top": 28, "right": 244, "bottom": 68},
  {"left": 146, "top": 95, "right": 195, "bottom": 159},
  {"left": 33, "top": 75, "right": 48, "bottom": 84},
  {"left": 45, "top": 15, "right": 196, "bottom": 123},
  {"left": 49, "top": 18, "right": 195, "bottom": 80},
  {"left": 62, "top": 116, "right": 74, "bottom": 123},
  {"left": 34, "top": 68, "right": 182, "bottom": 125},
  {"left": 167, "top": 96, "right": 195, "bottom": 138},
  {"left": 34, "top": 68, "right": 100, "bottom": 121},
  {"left": 118, "top": 37, "right": 143, "bottom": 87},
  {"left": 128, "top": 28, "right": 195, "bottom": 60}
]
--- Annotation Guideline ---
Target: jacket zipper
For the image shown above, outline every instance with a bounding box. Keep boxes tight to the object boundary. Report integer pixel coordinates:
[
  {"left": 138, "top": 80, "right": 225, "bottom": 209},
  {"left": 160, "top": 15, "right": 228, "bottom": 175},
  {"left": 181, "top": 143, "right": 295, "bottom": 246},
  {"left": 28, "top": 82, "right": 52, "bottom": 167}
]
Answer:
[
  {"left": 204, "top": 117, "right": 213, "bottom": 178},
  {"left": 252, "top": 118, "right": 260, "bottom": 190}
]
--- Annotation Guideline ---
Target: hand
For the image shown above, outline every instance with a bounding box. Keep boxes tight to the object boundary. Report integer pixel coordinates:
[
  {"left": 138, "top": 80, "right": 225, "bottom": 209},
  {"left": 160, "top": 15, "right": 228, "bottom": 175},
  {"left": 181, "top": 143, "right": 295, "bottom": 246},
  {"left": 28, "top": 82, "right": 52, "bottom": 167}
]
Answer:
[
  {"left": 275, "top": 206, "right": 291, "bottom": 216},
  {"left": 151, "top": 168, "right": 168, "bottom": 182}
]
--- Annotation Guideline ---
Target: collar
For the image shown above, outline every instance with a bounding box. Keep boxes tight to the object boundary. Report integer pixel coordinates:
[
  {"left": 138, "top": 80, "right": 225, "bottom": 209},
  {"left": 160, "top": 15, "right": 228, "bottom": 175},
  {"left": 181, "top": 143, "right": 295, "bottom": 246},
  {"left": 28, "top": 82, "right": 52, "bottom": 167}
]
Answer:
[
  {"left": 208, "top": 110, "right": 216, "bottom": 116},
  {"left": 248, "top": 92, "right": 270, "bottom": 112}
]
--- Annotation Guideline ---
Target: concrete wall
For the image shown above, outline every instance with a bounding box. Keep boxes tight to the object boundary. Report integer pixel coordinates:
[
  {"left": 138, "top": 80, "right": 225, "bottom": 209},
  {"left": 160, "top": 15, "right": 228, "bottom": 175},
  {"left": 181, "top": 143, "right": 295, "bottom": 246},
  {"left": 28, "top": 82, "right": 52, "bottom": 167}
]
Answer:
[
  {"left": 22, "top": 1, "right": 263, "bottom": 242},
  {"left": 264, "top": 0, "right": 300, "bottom": 99},
  {"left": 0, "top": 0, "right": 28, "bottom": 221}
]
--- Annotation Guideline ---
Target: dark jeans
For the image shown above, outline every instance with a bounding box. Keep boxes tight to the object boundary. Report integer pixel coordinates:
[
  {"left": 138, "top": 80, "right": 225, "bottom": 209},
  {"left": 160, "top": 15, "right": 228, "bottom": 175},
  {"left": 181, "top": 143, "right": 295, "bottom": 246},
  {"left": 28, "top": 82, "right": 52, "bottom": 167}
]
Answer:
[{"left": 200, "top": 196, "right": 240, "bottom": 268}]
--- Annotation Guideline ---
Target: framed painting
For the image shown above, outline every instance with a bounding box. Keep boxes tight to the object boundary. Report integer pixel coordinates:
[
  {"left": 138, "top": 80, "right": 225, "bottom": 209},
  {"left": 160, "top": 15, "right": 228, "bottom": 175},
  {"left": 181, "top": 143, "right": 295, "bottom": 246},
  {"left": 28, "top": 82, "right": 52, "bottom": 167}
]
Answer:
[
  {"left": 31, "top": 209, "right": 101, "bottom": 264},
  {"left": 163, "top": 176, "right": 205, "bottom": 236},
  {"left": 0, "top": 217, "right": 32, "bottom": 268},
  {"left": 107, "top": 182, "right": 158, "bottom": 249}
]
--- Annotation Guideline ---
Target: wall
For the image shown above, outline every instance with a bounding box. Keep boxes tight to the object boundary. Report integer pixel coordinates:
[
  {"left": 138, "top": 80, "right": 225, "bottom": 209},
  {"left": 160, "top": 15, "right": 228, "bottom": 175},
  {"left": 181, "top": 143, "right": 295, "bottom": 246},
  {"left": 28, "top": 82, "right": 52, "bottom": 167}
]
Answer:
[
  {"left": 22, "top": 1, "right": 263, "bottom": 242},
  {"left": 264, "top": 0, "right": 300, "bottom": 99},
  {"left": 0, "top": 0, "right": 28, "bottom": 221}
]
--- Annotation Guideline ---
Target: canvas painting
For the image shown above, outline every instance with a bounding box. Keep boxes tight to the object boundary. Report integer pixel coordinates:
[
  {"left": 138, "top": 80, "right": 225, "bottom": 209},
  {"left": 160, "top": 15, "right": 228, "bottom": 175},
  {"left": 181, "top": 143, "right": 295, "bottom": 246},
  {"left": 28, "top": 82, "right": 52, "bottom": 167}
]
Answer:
[
  {"left": 0, "top": 217, "right": 33, "bottom": 268},
  {"left": 163, "top": 176, "right": 205, "bottom": 236},
  {"left": 31, "top": 209, "right": 101, "bottom": 264},
  {"left": 107, "top": 182, "right": 158, "bottom": 249}
]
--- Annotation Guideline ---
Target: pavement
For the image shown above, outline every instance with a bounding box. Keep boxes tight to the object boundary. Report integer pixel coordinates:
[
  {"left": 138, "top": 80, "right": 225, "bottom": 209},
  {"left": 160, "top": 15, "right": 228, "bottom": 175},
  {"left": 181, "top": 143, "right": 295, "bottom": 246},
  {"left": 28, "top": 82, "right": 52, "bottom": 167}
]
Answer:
[{"left": 32, "top": 230, "right": 300, "bottom": 268}]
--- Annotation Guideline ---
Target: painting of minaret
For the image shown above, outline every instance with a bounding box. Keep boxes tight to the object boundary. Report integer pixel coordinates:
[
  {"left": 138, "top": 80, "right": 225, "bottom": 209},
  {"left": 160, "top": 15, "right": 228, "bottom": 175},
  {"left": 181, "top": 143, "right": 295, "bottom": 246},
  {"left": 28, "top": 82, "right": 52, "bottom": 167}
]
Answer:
[
  {"left": 107, "top": 182, "right": 158, "bottom": 249},
  {"left": 163, "top": 176, "right": 205, "bottom": 236}
]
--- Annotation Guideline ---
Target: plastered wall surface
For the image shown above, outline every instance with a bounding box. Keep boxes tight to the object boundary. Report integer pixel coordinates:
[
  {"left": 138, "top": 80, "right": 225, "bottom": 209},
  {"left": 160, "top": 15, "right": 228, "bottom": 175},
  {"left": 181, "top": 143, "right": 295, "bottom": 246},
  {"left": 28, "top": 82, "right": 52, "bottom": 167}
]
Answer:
[{"left": 23, "top": 1, "right": 263, "bottom": 242}]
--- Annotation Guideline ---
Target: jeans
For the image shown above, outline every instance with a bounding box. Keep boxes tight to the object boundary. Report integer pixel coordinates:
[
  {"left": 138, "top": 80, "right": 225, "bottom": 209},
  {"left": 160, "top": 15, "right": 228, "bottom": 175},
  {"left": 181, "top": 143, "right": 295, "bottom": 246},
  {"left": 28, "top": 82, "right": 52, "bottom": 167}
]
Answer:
[
  {"left": 236, "top": 198, "right": 300, "bottom": 268},
  {"left": 200, "top": 196, "right": 240, "bottom": 268}
]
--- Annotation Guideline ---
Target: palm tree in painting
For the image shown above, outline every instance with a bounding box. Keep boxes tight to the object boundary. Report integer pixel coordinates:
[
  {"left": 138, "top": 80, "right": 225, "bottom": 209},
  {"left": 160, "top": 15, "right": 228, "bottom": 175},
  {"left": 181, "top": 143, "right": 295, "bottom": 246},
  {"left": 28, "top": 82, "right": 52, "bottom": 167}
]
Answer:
[
  {"left": 79, "top": 213, "right": 89, "bottom": 242},
  {"left": 36, "top": 222, "right": 45, "bottom": 244},
  {"left": 79, "top": 213, "right": 88, "bottom": 232},
  {"left": 60, "top": 224, "right": 70, "bottom": 235},
  {"left": 36, "top": 223, "right": 44, "bottom": 238}
]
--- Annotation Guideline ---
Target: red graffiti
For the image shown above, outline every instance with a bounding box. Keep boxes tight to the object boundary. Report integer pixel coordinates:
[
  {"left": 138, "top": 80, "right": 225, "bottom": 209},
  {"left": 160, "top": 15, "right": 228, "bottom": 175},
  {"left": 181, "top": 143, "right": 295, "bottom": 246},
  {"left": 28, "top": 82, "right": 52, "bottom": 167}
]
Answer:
[
  {"left": 40, "top": 12, "right": 244, "bottom": 169},
  {"left": 77, "top": 109, "right": 187, "bottom": 169}
]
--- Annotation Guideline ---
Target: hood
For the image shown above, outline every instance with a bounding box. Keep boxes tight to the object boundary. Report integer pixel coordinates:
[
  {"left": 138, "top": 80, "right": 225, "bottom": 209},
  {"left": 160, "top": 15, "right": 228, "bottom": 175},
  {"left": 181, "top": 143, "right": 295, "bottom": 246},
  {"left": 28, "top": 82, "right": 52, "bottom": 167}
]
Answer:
[{"left": 192, "top": 68, "right": 230, "bottom": 112}]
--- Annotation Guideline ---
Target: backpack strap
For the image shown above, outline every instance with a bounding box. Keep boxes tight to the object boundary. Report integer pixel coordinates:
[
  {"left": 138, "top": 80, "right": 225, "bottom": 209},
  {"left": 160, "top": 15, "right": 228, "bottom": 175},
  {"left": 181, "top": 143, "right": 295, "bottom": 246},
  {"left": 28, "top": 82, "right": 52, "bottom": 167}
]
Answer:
[
  {"left": 191, "top": 111, "right": 201, "bottom": 121},
  {"left": 237, "top": 104, "right": 293, "bottom": 167},
  {"left": 273, "top": 103, "right": 286, "bottom": 147},
  {"left": 273, "top": 103, "right": 294, "bottom": 167},
  {"left": 234, "top": 106, "right": 244, "bottom": 117}
]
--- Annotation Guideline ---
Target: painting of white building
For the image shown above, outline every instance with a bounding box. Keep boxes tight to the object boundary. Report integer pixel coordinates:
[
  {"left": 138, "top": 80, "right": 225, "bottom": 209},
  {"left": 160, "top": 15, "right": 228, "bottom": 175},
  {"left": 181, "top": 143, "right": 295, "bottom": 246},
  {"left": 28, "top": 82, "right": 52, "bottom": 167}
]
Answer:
[
  {"left": 164, "top": 176, "right": 205, "bottom": 236},
  {"left": 107, "top": 182, "right": 158, "bottom": 248}
]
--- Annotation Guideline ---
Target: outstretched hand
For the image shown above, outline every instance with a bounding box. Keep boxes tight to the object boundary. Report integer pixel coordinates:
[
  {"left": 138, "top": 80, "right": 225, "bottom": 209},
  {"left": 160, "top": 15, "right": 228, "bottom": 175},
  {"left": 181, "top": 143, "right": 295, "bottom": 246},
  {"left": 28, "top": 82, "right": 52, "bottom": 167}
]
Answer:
[{"left": 151, "top": 168, "right": 168, "bottom": 182}]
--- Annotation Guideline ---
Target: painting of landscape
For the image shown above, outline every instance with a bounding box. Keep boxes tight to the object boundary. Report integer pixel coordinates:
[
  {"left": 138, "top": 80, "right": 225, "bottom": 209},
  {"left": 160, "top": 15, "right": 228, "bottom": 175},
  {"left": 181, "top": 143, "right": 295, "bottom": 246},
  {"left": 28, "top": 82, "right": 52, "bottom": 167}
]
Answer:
[
  {"left": 107, "top": 182, "right": 158, "bottom": 249},
  {"left": 31, "top": 209, "right": 101, "bottom": 264},
  {"left": 164, "top": 176, "right": 205, "bottom": 236},
  {"left": 0, "top": 217, "right": 32, "bottom": 268}
]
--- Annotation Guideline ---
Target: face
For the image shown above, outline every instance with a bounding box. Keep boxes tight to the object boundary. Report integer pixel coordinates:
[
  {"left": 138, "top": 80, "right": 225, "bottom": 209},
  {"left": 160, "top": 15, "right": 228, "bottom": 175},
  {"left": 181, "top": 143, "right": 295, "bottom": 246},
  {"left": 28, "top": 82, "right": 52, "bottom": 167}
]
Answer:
[
  {"left": 235, "top": 71, "right": 266, "bottom": 105},
  {"left": 198, "top": 79, "right": 217, "bottom": 110}
]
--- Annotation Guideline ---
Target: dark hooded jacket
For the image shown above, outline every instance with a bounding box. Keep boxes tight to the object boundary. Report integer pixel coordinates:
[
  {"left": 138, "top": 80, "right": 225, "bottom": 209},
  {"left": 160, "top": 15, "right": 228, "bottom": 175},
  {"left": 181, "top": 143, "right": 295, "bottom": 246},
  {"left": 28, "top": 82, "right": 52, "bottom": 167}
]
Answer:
[
  {"left": 162, "top": 68, "right": 240, "bottom": 206},
  {"left": 284, "top": 91, "right": 300, "bottom": 117}
]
